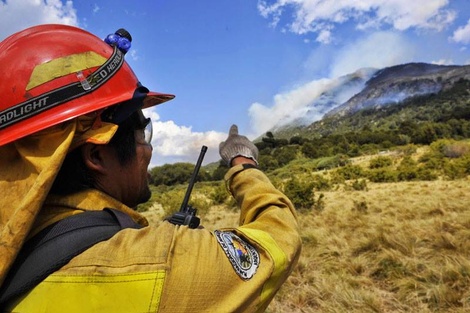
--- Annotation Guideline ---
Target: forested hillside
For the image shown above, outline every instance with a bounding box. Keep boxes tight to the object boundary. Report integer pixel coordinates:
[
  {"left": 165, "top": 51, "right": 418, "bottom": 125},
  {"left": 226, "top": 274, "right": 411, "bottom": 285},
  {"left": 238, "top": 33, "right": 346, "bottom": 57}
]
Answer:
[
  {"left": 140, "top": 78, "right": 470, "bottom": 313},
  {"left": 148, "top": 78, "right": 470, "bottom": 185}
]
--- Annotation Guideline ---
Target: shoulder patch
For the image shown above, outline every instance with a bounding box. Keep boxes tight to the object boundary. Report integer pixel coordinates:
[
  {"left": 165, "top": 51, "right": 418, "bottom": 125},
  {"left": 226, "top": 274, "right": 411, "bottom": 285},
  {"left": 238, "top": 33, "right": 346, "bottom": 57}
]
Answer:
[{"left": 214, "top": 230, "right": 260, "bottom": 280}]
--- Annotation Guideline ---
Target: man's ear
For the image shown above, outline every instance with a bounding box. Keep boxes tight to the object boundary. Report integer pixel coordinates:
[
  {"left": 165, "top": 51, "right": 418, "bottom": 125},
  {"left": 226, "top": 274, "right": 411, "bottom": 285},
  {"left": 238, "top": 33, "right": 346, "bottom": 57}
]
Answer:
[{"left": 81, "top": 143, "right": 108, "bottom": 174}]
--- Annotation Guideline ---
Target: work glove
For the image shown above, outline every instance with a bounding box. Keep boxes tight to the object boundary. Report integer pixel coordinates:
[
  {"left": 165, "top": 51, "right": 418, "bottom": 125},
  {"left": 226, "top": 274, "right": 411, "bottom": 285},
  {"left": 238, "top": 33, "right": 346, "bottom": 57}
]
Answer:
[{"left": 219, "top": 124, "right": 259, "bottom": 166}]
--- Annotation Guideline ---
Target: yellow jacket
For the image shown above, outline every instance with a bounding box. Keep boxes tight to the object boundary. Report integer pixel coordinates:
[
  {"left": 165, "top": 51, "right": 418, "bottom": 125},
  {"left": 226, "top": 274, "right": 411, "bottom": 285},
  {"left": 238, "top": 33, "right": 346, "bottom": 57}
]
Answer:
[{"left": 4, "top": 164, "right": 301, "bottom": 312}]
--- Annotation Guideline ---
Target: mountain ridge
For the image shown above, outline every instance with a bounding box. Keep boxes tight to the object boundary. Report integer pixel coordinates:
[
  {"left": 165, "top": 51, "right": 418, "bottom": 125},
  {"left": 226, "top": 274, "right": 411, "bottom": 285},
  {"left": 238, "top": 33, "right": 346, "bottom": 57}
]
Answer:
[{"left": 270, "top": 62, "right": 470, "bottom": 140}]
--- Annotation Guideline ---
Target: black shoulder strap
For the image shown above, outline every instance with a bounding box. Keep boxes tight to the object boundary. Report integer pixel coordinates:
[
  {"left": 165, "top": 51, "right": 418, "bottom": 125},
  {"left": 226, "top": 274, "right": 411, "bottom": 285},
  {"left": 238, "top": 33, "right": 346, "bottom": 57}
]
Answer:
[{"left": 0, "top": 209, "right": 142, "bottom": 306}]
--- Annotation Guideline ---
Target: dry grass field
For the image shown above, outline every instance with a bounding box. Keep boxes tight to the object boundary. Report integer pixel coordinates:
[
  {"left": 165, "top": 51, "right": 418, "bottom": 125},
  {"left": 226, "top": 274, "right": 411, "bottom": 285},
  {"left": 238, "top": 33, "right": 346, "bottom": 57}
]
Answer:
[
  {"left": 266, "top": 178, "right": 470, "bottom": 313},
  {"left": 142, "top": 143, "right": 470, "bottom": 312},
  {"left": 143, "top": 178, "right": 470, "bottom": 312}
]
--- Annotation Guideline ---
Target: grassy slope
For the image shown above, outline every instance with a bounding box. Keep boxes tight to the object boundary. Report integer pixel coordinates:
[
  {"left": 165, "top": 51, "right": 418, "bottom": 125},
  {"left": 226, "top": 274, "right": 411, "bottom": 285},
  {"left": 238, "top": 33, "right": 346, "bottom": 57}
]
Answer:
[
  {"left": 142, "top": 79, "right": 470, "bottom": 311},
  {"left": 142, "top": 148, "right": 470, "bottom": 312},
  {"left": 267, "top": 178, "right": 470, "bottom": 313}
]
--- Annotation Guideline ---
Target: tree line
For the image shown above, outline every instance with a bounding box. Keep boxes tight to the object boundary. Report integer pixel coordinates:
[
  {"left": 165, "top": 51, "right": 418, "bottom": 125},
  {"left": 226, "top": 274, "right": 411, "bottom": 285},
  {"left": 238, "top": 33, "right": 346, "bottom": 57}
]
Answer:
[
  {"left": 149, "top": 118, "right": 470, "bottom": 186},
  {"left": 149, "top": 79, "right": 470, "bottom": 186}
]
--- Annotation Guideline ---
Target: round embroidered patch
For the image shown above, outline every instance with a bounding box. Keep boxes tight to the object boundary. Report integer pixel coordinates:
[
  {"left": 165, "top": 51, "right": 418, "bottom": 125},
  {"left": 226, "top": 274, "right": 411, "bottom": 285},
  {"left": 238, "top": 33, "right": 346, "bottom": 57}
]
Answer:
[{"left": 214, "top": 230, "right": 260, "bottom": 280}]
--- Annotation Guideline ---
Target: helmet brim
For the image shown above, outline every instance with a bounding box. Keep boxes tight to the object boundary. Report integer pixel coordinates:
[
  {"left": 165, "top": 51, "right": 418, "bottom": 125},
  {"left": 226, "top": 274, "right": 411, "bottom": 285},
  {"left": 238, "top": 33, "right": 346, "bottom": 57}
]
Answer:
[{"left": 144, "top": 91, "right": 175, "bottom": 108}]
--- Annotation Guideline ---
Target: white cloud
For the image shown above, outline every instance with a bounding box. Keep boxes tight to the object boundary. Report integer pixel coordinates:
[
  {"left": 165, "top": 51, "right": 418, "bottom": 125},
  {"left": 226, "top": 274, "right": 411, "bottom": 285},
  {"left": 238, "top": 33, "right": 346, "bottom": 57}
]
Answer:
[
  {"left": 432, "top": 59, "right": 455, "bottom": 65},
  {"left": 451, "top": 19, "right": 470, "bottom": 44},
  {"left": 145, "top": 109, "right": 226, "bottom": 166},
  {"left": 329, "top": 31, "right": 416, "bottom": 77},
  {"left": 370, "top": 0, "right": 455, "bottom": 31},
  {"left": 248, "top": 77, "right": 343, "bottom": 135},
  {"left": 0, "top": 1, "right": 142, "bottom": 59},
  {"left": 129, "top": 49, "right": 139, "bottom": 61},
  {"left": 0, "top": 0, "right": 78, "bottom": 40},
  {"left": 316, "top": 28, "right": 333, "bottom": 44},
  {"left": 258, "top": 0, "right": 455, "bottom": 43}
]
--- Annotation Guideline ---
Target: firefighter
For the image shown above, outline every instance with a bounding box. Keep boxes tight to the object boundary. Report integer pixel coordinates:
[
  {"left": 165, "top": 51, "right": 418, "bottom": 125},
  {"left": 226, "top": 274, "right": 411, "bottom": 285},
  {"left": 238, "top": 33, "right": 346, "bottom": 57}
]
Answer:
[{"left": 0, "top": 24, "right": 301, "bottom": 312}]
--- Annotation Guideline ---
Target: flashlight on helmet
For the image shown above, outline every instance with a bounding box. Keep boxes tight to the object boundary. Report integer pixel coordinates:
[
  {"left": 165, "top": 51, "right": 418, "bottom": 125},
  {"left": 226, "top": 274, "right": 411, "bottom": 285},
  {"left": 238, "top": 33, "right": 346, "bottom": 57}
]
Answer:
[{"left": 105, "top": 28, "right": 132, "bottom": 54}]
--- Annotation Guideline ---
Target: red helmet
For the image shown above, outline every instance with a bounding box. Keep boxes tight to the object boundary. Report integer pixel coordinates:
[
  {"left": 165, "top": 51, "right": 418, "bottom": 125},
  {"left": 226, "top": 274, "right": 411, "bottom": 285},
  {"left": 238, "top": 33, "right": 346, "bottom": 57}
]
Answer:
[{"left": 0, "top": 24, "right": 174, "bottom": 146}]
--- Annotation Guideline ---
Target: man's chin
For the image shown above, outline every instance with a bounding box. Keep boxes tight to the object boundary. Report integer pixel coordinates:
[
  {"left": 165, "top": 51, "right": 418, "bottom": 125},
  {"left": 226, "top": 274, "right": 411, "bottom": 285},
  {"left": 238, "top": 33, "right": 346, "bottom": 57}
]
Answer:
[
  {"left": 139, "top": 188, "right": 152, "bottom": 205},
  {"left": 129, "top": 188, "right": 152, "bottom": 210}
]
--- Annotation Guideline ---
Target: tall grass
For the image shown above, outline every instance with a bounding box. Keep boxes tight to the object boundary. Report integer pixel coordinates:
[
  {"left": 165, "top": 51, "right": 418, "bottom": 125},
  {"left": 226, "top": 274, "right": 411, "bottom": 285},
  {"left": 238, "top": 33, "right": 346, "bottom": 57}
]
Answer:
[
  {"left": 142, "top": 179, "right": 470, "bottom": 312},
  {"left": 266, "top": 179, "right": 470, "bottom": 312},
  {"left": 142, "top": 143, "right": 470, "bottom": 312}
]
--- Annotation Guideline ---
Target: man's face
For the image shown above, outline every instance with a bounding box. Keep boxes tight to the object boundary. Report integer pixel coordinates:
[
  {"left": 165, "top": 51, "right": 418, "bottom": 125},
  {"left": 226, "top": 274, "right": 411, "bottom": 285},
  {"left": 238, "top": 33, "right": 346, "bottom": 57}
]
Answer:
[
  {"left": 123, "top": 130, "right": 153, "bottom": 207},
  {"left": 100, "top": 129, "right": 153, "bottom": 208}
]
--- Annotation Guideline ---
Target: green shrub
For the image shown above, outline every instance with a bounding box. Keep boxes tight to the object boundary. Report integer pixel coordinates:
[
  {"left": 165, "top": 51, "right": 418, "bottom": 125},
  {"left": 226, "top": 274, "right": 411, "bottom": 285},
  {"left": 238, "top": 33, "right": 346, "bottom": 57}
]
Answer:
[
  {"left": 351, "top": 179, "right": 368, "bottom": 191},
  {"left": 211, "top": 162, "right": 228, "bottom": 181},
  {"left": 397, "top": 168, "right": 418, "bottom": 181},
  {"left": 416, "top": 167, "right": 438, "bottom": 181},
  {"left": 366, "top": 169, "right": 398, "bottom": 183},
  {"left": 210, "top": 184, "right": 230, "bottom": 205},
  {"left": 429, "top": 139, "right": 459, "bottom": 157},
  {"left": 329, "top": 171, "right": 346, "bottom": 185},
  {"left": 398, "top": 155, "right": 417, "bottom": 168},
  {"left": 419, "top": 152, "right": 444, "bottom": 170},
  {"left": 335, "top": 164, "right": 365, "bottom": 180},
  {"left": 397, "top": 144, "right": 417, "bottom": 155},
  {"left": 188, "top": 196, "right": 212, "bottom": 216},
  {"left": 154, "top": 188, "right": 186, "bottom": 218},
  {"left": 150, "top": 163, "right": 196, "bottom": 186},
  {"left": 258, "top": 155, "right": 279, "bottom": 172},
  {"left": 369, "top": 156, "right": 393, "bottom": 169},
  {"left": 275, "top": 146, "right": 298, "bottom": 166},
  {"left": 137, "top": 185, "right": 172, "bottom": 213},
  {"left": 346, "top": 144, "right": 361, "bottom": 157},
  {"left": 459, "top": 155, "right": 470, "bottom": 174},
  {"left": 301, "top": 142, "right": 321, "bottom": 159},
  {"left": 316, "top": 154, "right": 349, "bottom": 170},
  {"left": 360, "top": 144, "right": 380, "bottom": 155},
  {"left": 397, "top": 135, "right": 412, "bottom": 146},
  {"left": 289, "top": 136, "right": 307, "bottom": 145},
  {"left": 443, "top": 161, "right": 468, "bottom": 180},
  {"left": 397, "top": 156, "right": 419, "bottom": 181},
  {"left": 283, "top": 178, "right": 316, "bottom": 210},
  {"left": 311, "top": 174, "right": 332, "bottom": 191}
]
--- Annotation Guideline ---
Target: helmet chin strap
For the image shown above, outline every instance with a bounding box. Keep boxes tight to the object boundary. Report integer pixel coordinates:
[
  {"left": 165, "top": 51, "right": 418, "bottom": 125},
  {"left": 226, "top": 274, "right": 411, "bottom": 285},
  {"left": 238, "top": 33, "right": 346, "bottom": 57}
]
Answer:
[{"left": 0, "top": 47, "right": 124, "bottom": 131}]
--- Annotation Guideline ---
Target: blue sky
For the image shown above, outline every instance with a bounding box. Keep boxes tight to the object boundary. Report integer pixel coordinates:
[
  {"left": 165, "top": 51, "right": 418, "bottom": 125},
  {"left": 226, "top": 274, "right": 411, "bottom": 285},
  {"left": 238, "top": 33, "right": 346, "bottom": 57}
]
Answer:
[{"left": 1, "top": 0, "right": 470, "bottom": 166}]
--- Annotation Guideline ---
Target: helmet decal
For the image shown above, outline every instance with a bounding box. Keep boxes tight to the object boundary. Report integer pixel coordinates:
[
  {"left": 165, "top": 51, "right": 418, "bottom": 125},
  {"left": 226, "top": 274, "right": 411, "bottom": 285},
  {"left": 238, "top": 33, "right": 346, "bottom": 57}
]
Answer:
[{"left": 26, "top": 51, "right": 107, "bottom": 91}]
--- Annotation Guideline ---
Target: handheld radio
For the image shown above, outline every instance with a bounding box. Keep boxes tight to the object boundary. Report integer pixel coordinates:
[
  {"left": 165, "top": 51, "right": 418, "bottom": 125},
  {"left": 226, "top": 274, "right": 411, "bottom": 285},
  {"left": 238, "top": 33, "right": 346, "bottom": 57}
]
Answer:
[{"left": 168, "top": 145, "right": 207, "bottom": 228}]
